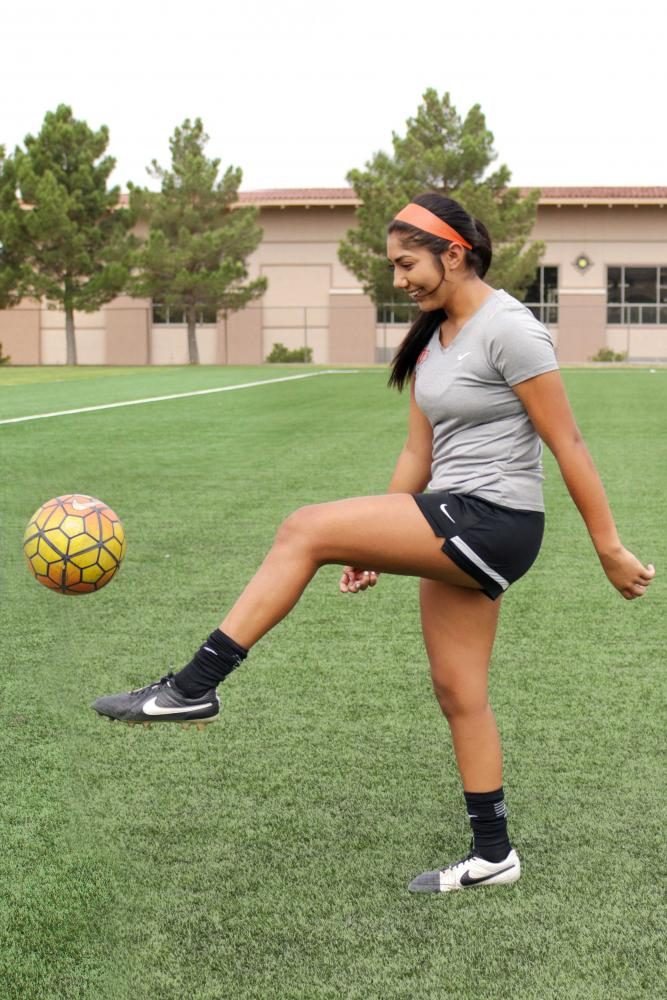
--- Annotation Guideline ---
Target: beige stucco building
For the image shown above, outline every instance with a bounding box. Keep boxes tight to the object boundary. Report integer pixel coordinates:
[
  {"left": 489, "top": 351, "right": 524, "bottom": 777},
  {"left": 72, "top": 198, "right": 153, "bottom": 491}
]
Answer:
[{"left": 1, "top": 187, "right": 666, "bottom": 365}]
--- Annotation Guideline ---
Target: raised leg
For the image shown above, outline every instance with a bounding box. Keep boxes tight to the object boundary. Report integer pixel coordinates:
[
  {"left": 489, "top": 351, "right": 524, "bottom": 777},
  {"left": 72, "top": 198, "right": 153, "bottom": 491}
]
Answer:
[{"left": 220, "top": 493, "right": 482, "bottom": 648}]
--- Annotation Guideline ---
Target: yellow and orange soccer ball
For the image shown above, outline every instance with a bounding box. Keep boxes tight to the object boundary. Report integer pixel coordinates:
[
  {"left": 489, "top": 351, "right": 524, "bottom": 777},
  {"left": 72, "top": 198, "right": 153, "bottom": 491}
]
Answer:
[{"left": 23, "top": 494, "right": 126, "bottom": 595}]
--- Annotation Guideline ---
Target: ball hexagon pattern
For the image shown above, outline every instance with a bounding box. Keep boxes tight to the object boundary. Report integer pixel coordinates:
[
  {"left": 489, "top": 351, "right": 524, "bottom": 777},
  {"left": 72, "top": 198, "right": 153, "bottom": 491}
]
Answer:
[{"left": 23, "top": 494, "right": 126, "bottom": 595}]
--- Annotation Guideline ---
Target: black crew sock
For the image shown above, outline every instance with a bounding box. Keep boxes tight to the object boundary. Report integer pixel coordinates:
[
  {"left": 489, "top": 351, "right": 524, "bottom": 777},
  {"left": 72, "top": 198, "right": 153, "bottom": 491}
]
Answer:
[
  {"left": 174, "top": 629, "right": 248, "bottom": 698},
  {"left": 464, "top": 787, "right": 512, "bottom": 863}
]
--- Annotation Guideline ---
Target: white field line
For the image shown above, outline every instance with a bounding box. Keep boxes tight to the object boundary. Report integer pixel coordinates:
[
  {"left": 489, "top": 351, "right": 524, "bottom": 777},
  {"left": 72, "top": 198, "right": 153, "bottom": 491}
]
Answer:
[{"left": 0, "top": 369, "right": 360, "bottom": 426}]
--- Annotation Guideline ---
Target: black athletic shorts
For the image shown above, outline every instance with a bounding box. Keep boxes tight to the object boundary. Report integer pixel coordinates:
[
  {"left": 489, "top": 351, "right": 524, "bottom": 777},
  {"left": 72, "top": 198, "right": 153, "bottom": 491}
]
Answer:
[{"left": 413, "top": 490, "right": 545, "bottom": 600}]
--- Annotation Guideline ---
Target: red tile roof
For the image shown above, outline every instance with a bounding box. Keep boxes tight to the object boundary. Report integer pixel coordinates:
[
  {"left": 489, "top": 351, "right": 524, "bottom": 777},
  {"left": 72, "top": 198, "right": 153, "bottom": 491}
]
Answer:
[
  {"left": 237, "top": 188, "right": 354, "bottom": 202},
  {"left": 538, "top": 186, "right": 667, "bottom": 199},
  {"left": 119, "top": 187, "right": 667, "bottom": 208},
  {"left": 237, "top": 186, "right": 667, "bottom": 205}
]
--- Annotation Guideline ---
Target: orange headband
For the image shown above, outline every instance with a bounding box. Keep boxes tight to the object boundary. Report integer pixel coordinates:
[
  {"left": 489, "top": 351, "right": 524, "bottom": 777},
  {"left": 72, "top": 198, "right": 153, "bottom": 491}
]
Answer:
[{"left": 393, "top": 203, "right": 473, "bottom": 250}]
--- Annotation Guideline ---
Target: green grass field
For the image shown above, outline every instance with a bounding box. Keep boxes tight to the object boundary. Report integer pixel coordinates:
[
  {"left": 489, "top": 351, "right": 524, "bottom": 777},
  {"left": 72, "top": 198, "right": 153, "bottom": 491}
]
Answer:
[{"left": 1, "top": 365, "right": 664, "bottom": 1000}]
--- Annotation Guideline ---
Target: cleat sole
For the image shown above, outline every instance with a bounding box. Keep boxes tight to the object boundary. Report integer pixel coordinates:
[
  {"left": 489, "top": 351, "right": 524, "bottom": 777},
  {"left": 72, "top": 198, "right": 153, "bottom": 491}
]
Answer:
[{"left": 96, "top": 714, "right": 218, "bottom": 729}]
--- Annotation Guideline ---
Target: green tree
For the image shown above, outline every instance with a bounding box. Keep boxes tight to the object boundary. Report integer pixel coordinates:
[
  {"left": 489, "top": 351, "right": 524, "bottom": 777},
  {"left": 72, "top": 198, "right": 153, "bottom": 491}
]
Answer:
[
  {"left": 339, "top": 89, "right": 543, "bottom": 308},
  {"left": 129, "top": 118, "right": 266, "bottom": 364},
  {"left": 0, "top": 107, "right": 134, "bottom": 363},
  {"left": 0, "top": 146, "right": 27, "bottom": 309}
]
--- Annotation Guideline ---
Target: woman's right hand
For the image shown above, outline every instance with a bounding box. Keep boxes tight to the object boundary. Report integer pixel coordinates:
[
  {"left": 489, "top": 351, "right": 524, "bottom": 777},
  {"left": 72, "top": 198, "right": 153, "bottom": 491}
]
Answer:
[
  {"left": 598, "top": 546, "right": 655, "bottom": 600},
  {"left": 339, "top": 566, "right": 379, "bottom": 594}
]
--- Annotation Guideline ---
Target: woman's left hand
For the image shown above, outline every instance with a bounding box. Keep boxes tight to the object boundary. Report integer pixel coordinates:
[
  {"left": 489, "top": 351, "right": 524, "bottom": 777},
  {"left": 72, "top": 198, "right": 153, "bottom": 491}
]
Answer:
[
  {"left": 339, "top": 566, "right": 379, "bottom": 594},
  {"left": 599, "top": 546, "right": 656, "bottom": 600}
]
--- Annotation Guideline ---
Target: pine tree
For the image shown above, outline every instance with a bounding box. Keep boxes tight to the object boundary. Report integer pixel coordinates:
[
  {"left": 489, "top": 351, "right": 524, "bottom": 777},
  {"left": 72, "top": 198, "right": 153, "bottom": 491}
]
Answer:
[
  {"left": 0, "top": 145, "right": 30, "bottom": 309},
  {"left": 129, "top": 119, "right": 266, "bottom": 364},
  {"left": 0, "top": 107, "right": 134, "bottom": 363},
  {"left": 339, "top": 89, "right": 543, "bottom": 307}
]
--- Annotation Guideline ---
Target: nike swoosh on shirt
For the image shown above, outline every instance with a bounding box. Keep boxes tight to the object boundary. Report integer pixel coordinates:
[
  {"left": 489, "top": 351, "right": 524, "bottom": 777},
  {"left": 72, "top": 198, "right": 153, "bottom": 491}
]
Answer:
[
  {"left": 457, "top": 352, "right": 471, "bottom": 361},
  {"left": 143, "top": 696, "right": 214, "bottom": 716},
  {"left": 459, "top": 863, "right": 515, "bottom": 886}
]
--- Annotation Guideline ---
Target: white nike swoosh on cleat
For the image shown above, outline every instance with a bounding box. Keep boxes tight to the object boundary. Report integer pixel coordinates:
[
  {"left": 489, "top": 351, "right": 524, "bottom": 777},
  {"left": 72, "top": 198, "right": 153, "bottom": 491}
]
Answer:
[{"left": 143, "top": 696, "right": 214, "bottom": 716}]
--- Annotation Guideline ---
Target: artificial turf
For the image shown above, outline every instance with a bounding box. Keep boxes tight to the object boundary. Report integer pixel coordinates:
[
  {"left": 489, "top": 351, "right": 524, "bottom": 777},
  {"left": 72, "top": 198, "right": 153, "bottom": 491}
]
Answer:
[{"left": 0, "top": 364, "right": 664, "bottom": 999}]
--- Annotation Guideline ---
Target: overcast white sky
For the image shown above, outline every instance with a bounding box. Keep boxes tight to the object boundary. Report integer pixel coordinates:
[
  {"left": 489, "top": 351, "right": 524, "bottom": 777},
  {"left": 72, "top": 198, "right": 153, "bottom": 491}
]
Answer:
[{"left": 4, "top": 0, "right": 665, "bottom": 193}]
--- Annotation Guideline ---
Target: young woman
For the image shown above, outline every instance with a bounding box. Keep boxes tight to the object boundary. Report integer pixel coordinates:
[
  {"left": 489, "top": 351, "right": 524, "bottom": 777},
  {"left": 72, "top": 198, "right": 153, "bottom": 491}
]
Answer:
[{"left": 93, "top": 193, "right": 655, "bottom": 894}]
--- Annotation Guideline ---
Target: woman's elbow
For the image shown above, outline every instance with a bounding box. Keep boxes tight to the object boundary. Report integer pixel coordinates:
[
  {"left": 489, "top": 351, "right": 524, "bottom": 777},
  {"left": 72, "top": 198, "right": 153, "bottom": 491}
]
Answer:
[{"left": 547, "top": 426, "right": 586, "bottom": 462}]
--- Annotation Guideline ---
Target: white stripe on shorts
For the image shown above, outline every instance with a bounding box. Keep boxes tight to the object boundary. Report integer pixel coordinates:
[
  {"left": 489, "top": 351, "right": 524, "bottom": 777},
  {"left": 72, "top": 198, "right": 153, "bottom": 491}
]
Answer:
[{"left": 448, "top": 536, "right": 510, "bottom": 591}]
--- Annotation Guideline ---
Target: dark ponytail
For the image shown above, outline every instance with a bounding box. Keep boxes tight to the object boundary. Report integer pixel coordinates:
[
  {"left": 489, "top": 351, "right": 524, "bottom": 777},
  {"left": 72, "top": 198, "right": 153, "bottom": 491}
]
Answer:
[
  {"left": 387, "top": 309, "right": 444, "bottom": 391},
  {"left": 387, "top": 193, "right": 492, "bottom": 391},
  {"left": 470, "top": 217, "right": 492, "bottom": 280}
]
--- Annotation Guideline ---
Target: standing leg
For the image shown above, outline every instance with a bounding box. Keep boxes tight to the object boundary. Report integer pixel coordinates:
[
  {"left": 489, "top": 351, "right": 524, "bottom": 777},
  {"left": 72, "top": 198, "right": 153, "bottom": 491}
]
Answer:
[
  {"left": 419, "top": 578, "right": 502, "bottom": 791},
  {"left": 410, "top": 580, "right": 521, "bottom": 892},
  {"left": 407, "top": 579, "right": 520, "bottom": 892}
]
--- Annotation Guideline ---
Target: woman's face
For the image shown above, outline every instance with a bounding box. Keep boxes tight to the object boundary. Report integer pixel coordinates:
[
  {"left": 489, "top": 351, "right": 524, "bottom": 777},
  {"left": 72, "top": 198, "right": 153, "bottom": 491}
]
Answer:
[{"left": 386, "top": 232, "right": 451, "bottom": 311}]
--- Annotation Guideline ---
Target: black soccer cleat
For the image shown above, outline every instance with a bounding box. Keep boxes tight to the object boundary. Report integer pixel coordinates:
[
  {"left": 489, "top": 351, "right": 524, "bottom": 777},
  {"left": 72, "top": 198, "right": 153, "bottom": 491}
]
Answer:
[{"left": 91, "top": 673, "right": 219, "bottom": 730}]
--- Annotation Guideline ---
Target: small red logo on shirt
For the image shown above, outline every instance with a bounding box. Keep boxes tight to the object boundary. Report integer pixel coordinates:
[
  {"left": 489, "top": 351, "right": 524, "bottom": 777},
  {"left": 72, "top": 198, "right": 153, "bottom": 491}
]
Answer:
[{"left": 417, "top": 348, "right": 430, "bottom": 366}]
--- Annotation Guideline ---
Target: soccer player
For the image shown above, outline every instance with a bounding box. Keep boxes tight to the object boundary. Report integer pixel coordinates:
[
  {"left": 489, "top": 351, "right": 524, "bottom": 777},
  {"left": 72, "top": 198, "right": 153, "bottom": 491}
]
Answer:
[{"left": 93, "top": 193, "right": 655, "bottom": 893}]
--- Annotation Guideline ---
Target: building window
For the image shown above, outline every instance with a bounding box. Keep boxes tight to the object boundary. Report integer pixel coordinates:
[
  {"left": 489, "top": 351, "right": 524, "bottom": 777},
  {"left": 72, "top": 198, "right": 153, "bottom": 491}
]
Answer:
[
  {"left": 523, "top": 266, "right": 559, "bottom": 324},
  {"left": 607, "top": 266, "right": 667, "bottom": 324},
  {"left": 152, "top": 303, "right": 217, "bottom": 324},
  {"left": 376, "top": 301, "right": 418, "bottom": 324}
]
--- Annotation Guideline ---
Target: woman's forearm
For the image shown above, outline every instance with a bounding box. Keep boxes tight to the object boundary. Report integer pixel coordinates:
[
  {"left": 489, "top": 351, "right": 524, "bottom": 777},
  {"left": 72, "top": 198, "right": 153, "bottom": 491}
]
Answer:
[{"left": 554, "top": 438, "right": 621, "bottom": 557}]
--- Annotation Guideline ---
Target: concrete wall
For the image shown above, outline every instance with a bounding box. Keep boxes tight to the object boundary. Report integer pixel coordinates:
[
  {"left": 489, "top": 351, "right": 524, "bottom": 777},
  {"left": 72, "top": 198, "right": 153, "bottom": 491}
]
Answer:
[
  {"left": 149, "top": 325, "right": 218, "bottom": 365},
  {"left": 0, "top": 301, "right": 40, "bottom": 364},
  {"left": 105, "top": 297, "right": 150, "bottom": 364},
  {"left": 40, "top": 307, "right": 106, "bottom": 364},
  {"left": 1, "top": 199, "right": 665, "bottom": 365},
  {"left": 557, "top": 293, "right": 606, "bottom": 363},
  {"left": 606, "top": 325, "right": 667, "bottom": 359},
  {"left": 260, "top": 262, "right": 332, "bottom": 362},
  {"left": 329, "top": 291, "right": 376, "bottom": 364},
  {"left": 222, "top": 308, "right": 264, "bottom": 364}
]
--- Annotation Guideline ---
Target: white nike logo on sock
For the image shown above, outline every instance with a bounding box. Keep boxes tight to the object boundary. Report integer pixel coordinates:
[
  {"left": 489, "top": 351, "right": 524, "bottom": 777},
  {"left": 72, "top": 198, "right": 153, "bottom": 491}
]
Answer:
[{"left": 143, "top": 696, "right": 213, "bottom": 716}]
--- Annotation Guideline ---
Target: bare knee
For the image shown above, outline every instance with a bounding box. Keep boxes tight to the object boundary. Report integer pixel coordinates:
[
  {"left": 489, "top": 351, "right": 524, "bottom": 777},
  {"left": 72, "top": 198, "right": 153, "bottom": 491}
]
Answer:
[
  {"left": 432, "top": 677, "right": 489, "bottom": 720},
  {"left": 274, "top": 505, "right": 323, "bottom": 556}
]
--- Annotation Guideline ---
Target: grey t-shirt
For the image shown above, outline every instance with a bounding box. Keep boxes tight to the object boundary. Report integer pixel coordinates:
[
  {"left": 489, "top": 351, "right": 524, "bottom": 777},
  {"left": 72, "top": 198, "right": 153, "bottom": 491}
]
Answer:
[{"left": 414, "top": 289, "right": 559, "bottom": 512}]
